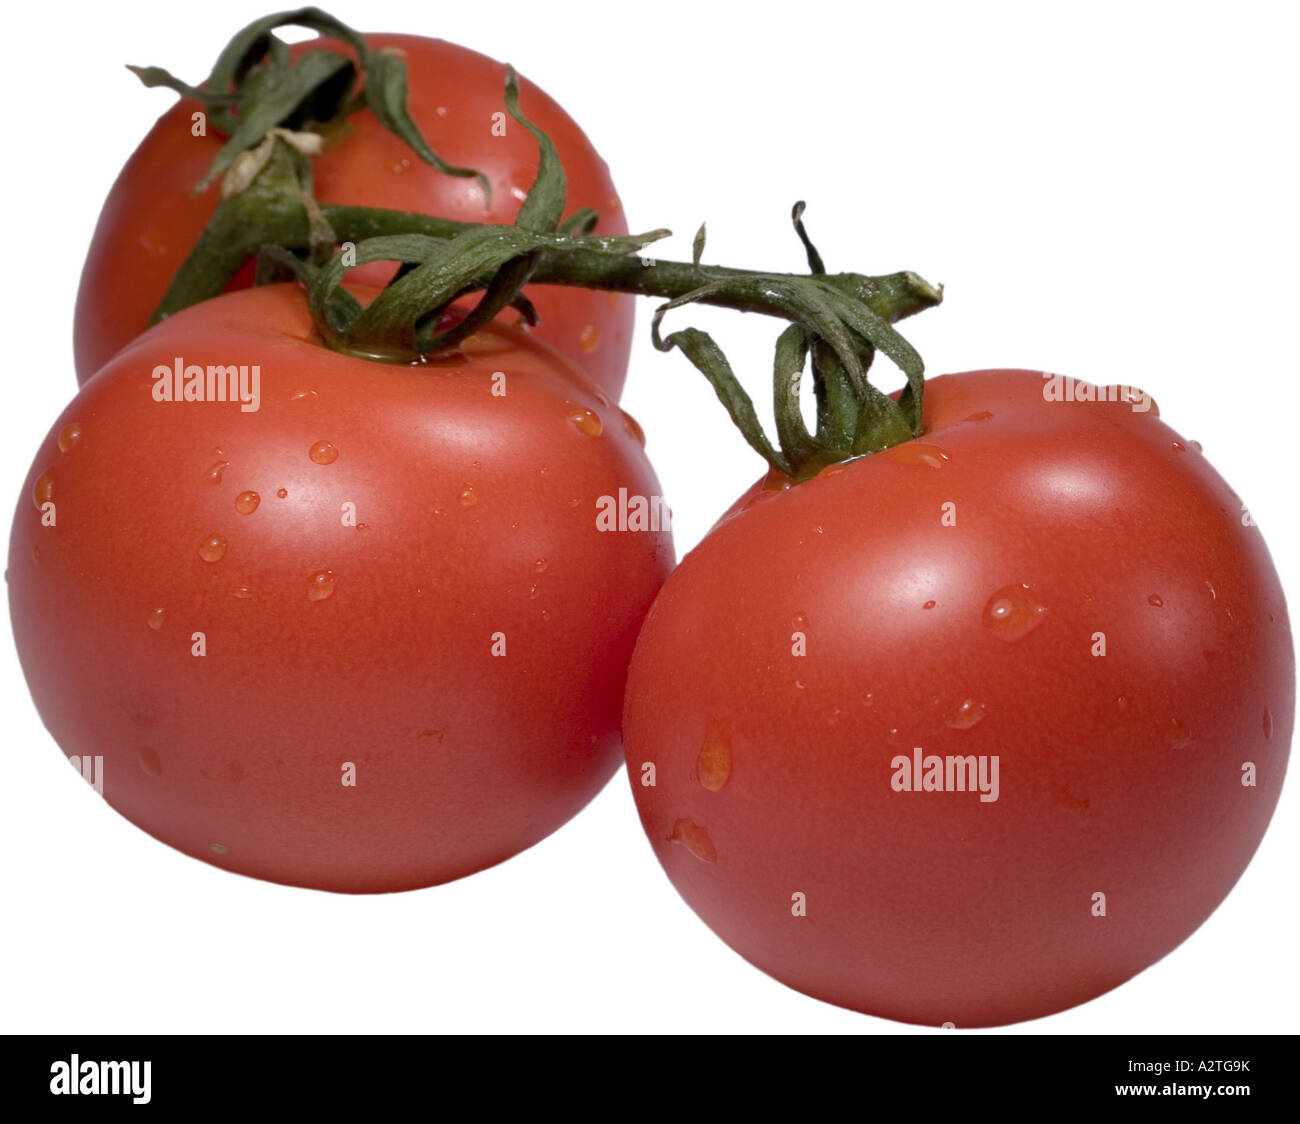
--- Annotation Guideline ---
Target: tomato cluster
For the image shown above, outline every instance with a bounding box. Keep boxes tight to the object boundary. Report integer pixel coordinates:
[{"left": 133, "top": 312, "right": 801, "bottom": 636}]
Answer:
[{"left": 8, "top": 15, "right": 1292, "bottom": 1026}]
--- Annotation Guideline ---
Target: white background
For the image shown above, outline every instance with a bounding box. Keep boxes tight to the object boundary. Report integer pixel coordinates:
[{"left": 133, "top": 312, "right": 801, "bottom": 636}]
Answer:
[{"left": 2, "top": 0, "right": 1296, "bottom": 1034}]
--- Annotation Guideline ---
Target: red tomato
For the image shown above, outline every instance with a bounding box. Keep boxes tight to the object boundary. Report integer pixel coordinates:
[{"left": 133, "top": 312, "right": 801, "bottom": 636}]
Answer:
[
  {"left": 622, "top": 369, "right": 1292, "bottom": 1026},
  {"left": 13, "top": 283, "right": 671, "bottom": 892},
  {"left": 73, "top": 33, "right": 633, "bottom": 396}
]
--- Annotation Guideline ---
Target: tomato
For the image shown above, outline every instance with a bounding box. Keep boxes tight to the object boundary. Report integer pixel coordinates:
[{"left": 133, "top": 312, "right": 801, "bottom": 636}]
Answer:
[
  {"left": 621, "top": 369, "right": 1292, "bottom": 1026},
  {"left": 13, "top": 283, "right": 671, "bottom": 892},
  {"left": 73, "top": 33, "right": 633, "bottom": 396}
]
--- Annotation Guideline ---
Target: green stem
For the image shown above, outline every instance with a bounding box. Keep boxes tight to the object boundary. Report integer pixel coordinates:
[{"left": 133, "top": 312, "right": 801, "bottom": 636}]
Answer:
[{"left": 155, "top": 199, "right": 941, "bottom": 331}]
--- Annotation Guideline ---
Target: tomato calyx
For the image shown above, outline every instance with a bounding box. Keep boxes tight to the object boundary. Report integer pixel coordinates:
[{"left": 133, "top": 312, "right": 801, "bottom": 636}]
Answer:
[
  {"left": 130, "top": 7, "right": 490, "bottom": 197},
  {"left": 650, "top": 204, "right": 936, "bottom": 476}
]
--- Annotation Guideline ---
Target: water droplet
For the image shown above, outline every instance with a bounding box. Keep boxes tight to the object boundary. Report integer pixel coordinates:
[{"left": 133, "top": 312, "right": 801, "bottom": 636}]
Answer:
[
  {"left": 533, "top": 558, "right": 548, "bottom": 574},
  {"left": 32, "top": 470, "right": 54, "bottom": 508},
  {"left": 147, "top": 608, "right": 166, "bottom": 630},
  {"left": 309, "top": 441, "right": 339, "bottom": 465},
  {"left": 209, "top": 841, "right": 228, "bottom": 855},
  {"left": 1171, "top": 440, "right": 1186, "bottom": 453},
  {"left": 567, "top": 407, "right": 603, "bottom": 436},
  {"left": 964, "top": 410, "right": 994, "bottom": 423},
  {"left": 579, "top": 324, "right": 599, "bottom": 353},
  {"left": 863, "top": 691, "right": 875, "bottom": 707},
  {"left": 540, "top": 608, "right": 552, "bottom": 621},
  {"left": 528, "top": 584, "right": 540, "bottom": 600},
  {"left": 922, "top": 599, "right": 937, "bottom": 611},
  {"left": 622, "top": 411, "right": 646, "bottom": 446},
  {"left": 276, "top": 488, "right": 288, "bottom": 499},
  {"left": 1190, "top": 439, "right": 1203, "bottom": 452},
  {"left": 289, "top": 388, "right": 318, "bottom": 402},
  {"left": 817, "top": 462, "right": 848, "bottom": 480},
  {"left": 31, "top": 546, "right": 40, "bottom": 562},
  {"left": 761, "top": 467, "right": 793, "bottom": 492},
  {"left": 669, "top": 819, "right": 717, "bottom": 862},
  {"left": 1167, "top": 719, "right": 1191, "bottom": 749},
  {"left": 946, "top": 698, "right": 987, "bottom": 730},
  {"left": 57, "top": 423, "right": 82, "bottom": 452},
  {"left": 1263, "top": 710, "right": 1273, "bottom": 739},
  {"left": 982, "top": 583, "right": 1048, "bottom": 640},
  {"left": 696, "top": 725, "right": 732, "bottom": 792},
  {"left": 887, "top": 443, "right": 950, "bottom": 468},
  {"left": 204, "top": 460, "right": 230, "bottom": 485},
  {"left": 792, "top": 611, "right": 809, "bottom": 629},
  {"left": 138, "top": 746, "right": 162, "bottom": 776},
  {"left": 235, "top": 490, "right": 260, "bottom": 514},
  {"left": 198, "top": 535, "right": 228, "bottom": 563},
  {"left": 307, "top": 569, "right": 336, "bottom": 601},
  {"left": 233, "top": 586, "right": 252, "bottom": 600},
  {"left": 1148, "top": 594, "right": 1164, "bottom": 608},
  {"left": 1205, "top": 580, "right": 1217, "bottom": 601},
  {"left": 458, "top": 484, "right": 478, "bottom": 507},
  {"left": 1117, "top": 694, "right": 1130, "bottom": 711}
]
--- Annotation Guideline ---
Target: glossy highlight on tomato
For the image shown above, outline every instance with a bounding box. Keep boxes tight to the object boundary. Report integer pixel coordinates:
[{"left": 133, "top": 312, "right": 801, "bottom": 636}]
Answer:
[
  {"left": 74, "top": 33, "right": 633, "bottom": 396},
  {"left": 14, "top": 283, "right": 672, "bottom": 892},
  {"left": 622, "top": 369, "right": 1292, "bottom": 1026}
]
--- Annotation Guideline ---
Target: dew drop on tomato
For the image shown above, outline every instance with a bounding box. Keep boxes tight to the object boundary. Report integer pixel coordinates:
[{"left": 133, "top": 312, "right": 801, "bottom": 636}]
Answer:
[
  {"left": 670, "top": 818, "right": 717, "bottom": 862},
  {"left": 138, "top": 746, "right": 162, "bottom": 776},
  {"left": 204, "top": 460, "right": 230, "bottom": 485},
  {"left": 696, "top": 725, "right": 732, "bottom": 792},
  {"left": 947, "top": 698, "right": 987, "bottom": 730},
  {"left": 32, "top": 470, "right": 54, "bottom": 508},
  {"left": 307, "top": 570, "right": 337, "bottom": 602},
  {"left": 567, "top": 408, "right": 602, "bottom": 437},
  {"left": 886, "top": 443, "right": 950, "bottom": 468},
  {"left": 982, "top": 583, "right": 1048, "bottom": 640},
  {"left": 57, "top": 423, "right": 82, "bottom": 452},
  {"left": 198, "top": 535, "right": 228, "bottom": 563},
  {"left": 147, "top": 607, "right": 166, "bottom": 630},
  {"left": 235, "top": 490, "right": 260, "bottom": 514},
  {"left": 621, "top": 411, "right": 646, "bottom": 446},
  {"left": 309, "top": 441, "right": 339, "bottom": 465}
]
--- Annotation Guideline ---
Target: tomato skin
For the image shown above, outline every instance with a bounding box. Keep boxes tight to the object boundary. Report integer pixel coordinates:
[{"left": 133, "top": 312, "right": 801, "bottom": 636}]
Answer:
[
  {"left": 622, "top": 369, "right": 1292, "bottom": 1026},
  {"left": 15, "top": 284, "right": 671, "bottom": 892},
  {"left": 73, "top": 33, "right": 633, "bottom": 395}
]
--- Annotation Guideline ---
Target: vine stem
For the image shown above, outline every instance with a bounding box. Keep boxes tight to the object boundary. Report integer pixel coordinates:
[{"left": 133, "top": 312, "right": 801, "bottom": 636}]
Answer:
[{"left": 156, "top": 200, "right": 942, "bottom": 331}]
